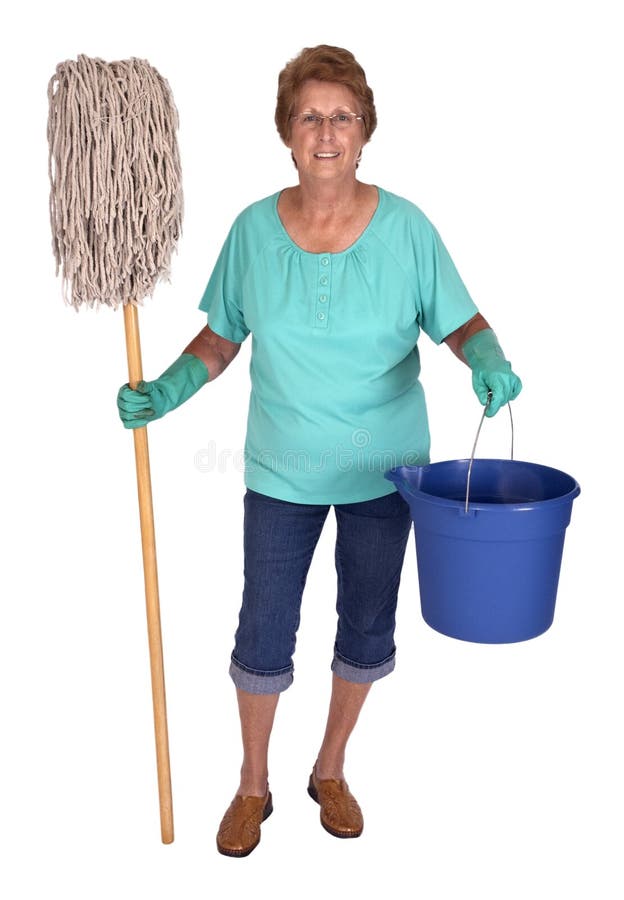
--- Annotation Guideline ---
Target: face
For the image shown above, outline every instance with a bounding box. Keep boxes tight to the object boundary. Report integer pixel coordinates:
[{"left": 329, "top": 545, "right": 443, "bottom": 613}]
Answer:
[{"left": 287, "top": 80, "right": 366, "bottom": 183}]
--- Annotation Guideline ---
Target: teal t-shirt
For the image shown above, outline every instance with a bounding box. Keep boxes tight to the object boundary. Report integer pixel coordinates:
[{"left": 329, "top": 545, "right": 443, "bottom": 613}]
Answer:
[{"left": 199, "top": 187, "right": 478, "bottom": 504}]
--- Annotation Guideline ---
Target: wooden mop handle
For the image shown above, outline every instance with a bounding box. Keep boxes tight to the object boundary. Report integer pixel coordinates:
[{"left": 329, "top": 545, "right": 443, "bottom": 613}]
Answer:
[{"left": 123, "top": 302, "right": 174, "bottom": 844}]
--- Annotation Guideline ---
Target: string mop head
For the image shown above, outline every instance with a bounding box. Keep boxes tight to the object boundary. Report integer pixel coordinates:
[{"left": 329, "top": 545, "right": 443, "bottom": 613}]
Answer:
[{"left": 47, "top": 55, "right": 183, "bottom": 310}]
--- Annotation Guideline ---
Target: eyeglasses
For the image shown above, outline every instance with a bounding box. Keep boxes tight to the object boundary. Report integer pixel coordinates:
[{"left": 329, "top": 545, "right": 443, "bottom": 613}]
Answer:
[{"left": 290, "top": 112, "right": 364, "bottom": 130}]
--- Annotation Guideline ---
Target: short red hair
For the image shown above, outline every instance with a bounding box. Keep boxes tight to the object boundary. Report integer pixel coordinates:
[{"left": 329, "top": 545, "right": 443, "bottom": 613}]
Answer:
[{"left": 275, "top": 45, "right": 377, "bottom": 144}]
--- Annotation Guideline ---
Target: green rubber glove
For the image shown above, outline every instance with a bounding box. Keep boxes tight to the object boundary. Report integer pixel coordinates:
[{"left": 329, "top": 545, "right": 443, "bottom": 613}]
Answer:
[
  {"left": 117, "top": 353, "right": 209, "bottom": 428},
  {"left": 462, "top": 328, "right": 522, "bottom": 417}
]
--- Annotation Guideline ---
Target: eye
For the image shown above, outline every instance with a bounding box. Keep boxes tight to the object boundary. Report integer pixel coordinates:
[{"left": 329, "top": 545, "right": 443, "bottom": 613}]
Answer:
[
  {"left": 301, "top": 114, "right": 320, "bottom": 125},
  {"left": 334, "top": 113, "right": 351, "bottom": 123}
]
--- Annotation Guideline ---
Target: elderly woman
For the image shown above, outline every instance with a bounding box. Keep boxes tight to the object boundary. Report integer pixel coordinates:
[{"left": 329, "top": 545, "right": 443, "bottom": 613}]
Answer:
[{"left": 118, "top": 45, "right": 521, "bottom": 856}]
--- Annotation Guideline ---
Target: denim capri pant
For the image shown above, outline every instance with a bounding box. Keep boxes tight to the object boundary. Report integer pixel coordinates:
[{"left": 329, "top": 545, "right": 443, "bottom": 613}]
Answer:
[{"left": 229, "top": 488, "right": 413, "bottom": 694}]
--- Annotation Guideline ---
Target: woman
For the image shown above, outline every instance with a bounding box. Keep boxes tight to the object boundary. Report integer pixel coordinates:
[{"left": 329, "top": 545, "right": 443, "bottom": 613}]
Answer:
[{"left": 118, "top": 45, "right": 521, "bottom": 857}]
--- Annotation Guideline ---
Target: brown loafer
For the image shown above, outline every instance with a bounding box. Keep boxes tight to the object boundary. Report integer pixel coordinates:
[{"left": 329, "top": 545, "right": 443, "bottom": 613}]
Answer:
[
  {"left": 307, "top": 766, "right": 363, "bottom": 838},
  {"left": 216, "top": 788, "right": 273, "bottom": 857}
]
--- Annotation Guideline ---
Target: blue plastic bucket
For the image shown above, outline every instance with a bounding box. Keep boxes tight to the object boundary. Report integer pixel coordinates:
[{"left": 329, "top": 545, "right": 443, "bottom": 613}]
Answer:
[{"left": 385, "top": 459, "right": 580, "bottom": 643}]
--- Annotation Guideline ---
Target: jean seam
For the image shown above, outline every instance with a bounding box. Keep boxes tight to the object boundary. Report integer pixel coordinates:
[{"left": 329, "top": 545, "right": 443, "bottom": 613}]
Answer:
[
  {"left": 333, "top": 646, "right": 396, "bottom": 670},
  {"left": 230, "top": 654, "right": 293, "bottom": 678}
]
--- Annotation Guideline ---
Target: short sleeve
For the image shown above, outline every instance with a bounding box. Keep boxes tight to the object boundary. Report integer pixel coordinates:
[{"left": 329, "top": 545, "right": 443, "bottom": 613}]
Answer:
[
  {"left": 411, "top": 214, "right": 479, "bottom": 345},
  {"left": 198, "top": 219, "right": 250, "bottom": 344}
]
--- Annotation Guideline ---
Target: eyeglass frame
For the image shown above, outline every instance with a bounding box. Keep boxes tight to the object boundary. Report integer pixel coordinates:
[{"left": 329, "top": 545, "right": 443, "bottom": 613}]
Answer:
[{"left": 289, "top": 112, "right": 365, "bottom": 129}]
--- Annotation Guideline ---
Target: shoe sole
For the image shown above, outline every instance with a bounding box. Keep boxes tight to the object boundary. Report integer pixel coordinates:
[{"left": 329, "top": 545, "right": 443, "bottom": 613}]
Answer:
[
  {"left": 216, "top": 795, "right": 273, "bottom": 858},
  {"left": 307, "top": 777, "right": 363, "bottom": 839}
]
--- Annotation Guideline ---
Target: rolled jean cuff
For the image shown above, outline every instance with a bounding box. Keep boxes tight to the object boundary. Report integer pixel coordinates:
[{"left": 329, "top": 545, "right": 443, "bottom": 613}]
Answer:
[
  {"left": 331, "top": 648, "right": 396, "bottom": 684},
  {"left": 229, "top": 656, "right": 294, "bottom": 694}
]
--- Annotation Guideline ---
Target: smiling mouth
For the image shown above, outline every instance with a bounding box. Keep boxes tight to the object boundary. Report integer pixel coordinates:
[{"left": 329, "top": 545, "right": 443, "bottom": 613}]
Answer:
[{"left": 314, "top": 152, "right": 340, "bottom": 159}]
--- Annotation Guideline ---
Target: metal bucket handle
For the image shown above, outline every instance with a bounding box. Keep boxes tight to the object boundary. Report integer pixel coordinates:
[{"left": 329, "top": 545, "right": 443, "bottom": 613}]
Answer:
[{"left": 464, "top": 393, "right": 515, "bottom": 514}]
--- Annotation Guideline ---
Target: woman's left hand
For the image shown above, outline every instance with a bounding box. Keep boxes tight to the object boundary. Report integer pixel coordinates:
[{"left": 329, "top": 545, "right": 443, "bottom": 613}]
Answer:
[{"left": 462, "top": 328, "right": 522, "bottom": 416}]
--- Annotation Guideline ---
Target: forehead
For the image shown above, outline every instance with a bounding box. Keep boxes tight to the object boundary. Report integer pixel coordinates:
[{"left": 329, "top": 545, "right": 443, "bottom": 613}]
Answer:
[{"left": 295, "top": 79, "right": 358, "bottom": 112}]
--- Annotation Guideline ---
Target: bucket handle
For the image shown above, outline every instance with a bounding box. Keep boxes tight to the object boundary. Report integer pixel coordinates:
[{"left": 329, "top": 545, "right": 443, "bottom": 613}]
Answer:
[{"left": 464, "top": 392, "right": 515, "bottom": 514}]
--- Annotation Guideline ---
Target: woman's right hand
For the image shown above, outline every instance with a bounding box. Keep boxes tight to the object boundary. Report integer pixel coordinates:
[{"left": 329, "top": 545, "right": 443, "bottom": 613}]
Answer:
[
  {"left": 117, "top": 353, "right": 209, "bottom": 429},
  {"left": 117, "top": 380, "right": 162, "bottom": 429}
]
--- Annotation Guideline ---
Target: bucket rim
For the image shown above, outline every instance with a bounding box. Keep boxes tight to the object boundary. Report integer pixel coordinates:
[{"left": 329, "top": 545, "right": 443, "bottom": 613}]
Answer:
[{"left": 385, "top": 457, "right": 581, "bottom": 511}]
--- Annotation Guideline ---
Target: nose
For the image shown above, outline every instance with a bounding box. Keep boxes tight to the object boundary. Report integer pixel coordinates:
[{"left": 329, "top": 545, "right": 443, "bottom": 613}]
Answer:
[{"left": 318, "top": 117, "right": 335, "bottom": 140}]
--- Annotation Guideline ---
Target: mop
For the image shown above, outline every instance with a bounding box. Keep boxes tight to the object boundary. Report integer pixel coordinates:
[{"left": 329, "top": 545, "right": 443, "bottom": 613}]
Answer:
[{"left": 47, "top": 55, "right": 183, "bottom": 844}]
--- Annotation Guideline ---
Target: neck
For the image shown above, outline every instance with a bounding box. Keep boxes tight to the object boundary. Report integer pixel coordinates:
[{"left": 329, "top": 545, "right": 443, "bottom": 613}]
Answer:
[{"left": 294, "top": 177, "right": 364, "bottom": 216}]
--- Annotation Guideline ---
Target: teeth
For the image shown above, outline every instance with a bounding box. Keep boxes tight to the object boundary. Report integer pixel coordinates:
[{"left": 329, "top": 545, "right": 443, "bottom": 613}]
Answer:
[{"left": 315, "top": 152, "right": 339, "bottom": 158}]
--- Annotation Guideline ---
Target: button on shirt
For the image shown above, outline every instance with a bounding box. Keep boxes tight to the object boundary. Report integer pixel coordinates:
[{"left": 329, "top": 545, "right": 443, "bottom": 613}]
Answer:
[{"left": 199, "top": 187, "right": 478, "bottom": 504}]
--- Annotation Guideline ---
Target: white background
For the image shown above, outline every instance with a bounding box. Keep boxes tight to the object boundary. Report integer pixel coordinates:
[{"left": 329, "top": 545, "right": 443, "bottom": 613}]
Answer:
[{"left": 1, "top": 0, "right": 622, "bottom": 897}]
